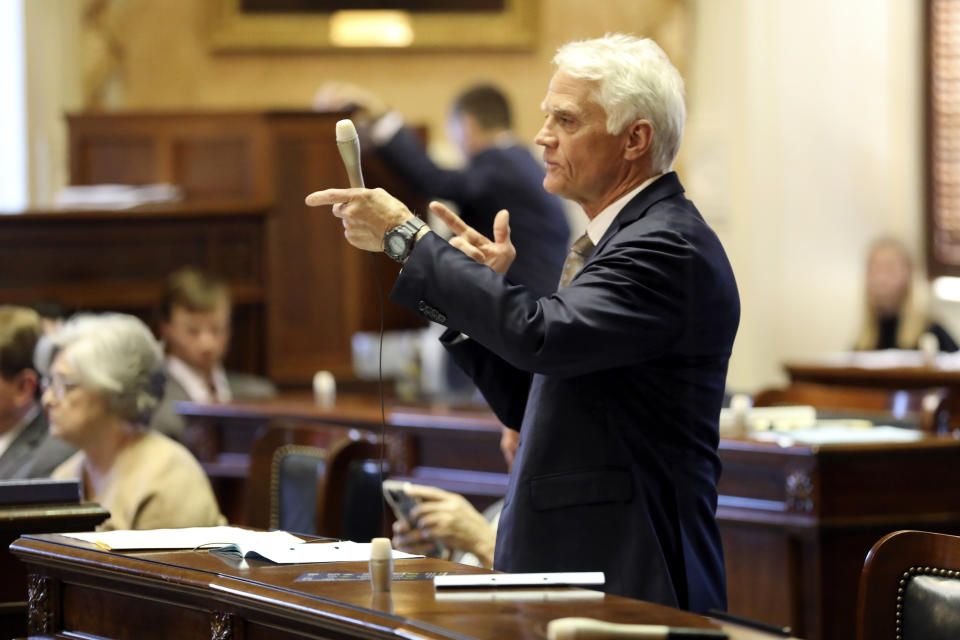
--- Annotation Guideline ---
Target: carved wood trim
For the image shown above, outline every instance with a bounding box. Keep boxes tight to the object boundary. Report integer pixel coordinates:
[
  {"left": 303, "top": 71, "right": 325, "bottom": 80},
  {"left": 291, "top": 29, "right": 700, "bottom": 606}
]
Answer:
[
  {"left": 785, "top": 469, "right": 815, "bottom": 513},
  {"left": 27, "top": 574, "right": 57, "bottom": 635},
  {"left": 211, "top": 610, "right": 236, "bottom": 640}
]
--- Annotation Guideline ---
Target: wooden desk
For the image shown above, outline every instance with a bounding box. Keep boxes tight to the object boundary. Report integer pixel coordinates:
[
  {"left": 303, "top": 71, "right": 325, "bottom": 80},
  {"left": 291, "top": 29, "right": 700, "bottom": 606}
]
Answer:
[
  {"left": 180, "top": 394, "right": 508, "bottom": 525},
  {"left": 0, "top": 504, "right": 109, "bottom": 639},
  {"left": 181, "top": 396, "right": 960, "bottom": 640},
  {"left": 786, "top": 357, "right": 960, "bottom": 432},
  {"left": 786, "top": 359, "right": 960, "bottom": 389},
  {"left": 10, "top": 533, "right": 784, "bottom": 640},
  {"left": 717, "top": 434, "right": 960, "bottom": 640}
]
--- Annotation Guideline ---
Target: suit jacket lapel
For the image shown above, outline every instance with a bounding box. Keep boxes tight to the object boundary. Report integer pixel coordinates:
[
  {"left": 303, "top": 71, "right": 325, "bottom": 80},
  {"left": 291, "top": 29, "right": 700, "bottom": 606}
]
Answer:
[
  {"left": 591, "top": 172, "right": 686, "bottom": 258},
  {"left": 0, "top": 408, "right": 46, "bottom": 475}
]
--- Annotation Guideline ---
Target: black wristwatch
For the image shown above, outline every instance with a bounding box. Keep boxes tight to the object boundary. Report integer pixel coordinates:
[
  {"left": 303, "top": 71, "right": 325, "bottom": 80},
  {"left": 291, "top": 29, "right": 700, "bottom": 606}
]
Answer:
[{"left": 384, "top": 217, "right": 426, "bottom": 263}]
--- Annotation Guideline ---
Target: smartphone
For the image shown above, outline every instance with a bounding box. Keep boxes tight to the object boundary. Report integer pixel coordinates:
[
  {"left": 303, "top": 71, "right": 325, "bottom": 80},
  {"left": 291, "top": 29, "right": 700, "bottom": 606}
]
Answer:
[
  {"left": 381, "top": 480, "right": 446, "bottom": 557},
  {"left": 382, "top": 479, "right": 419, "bottom": 525}
]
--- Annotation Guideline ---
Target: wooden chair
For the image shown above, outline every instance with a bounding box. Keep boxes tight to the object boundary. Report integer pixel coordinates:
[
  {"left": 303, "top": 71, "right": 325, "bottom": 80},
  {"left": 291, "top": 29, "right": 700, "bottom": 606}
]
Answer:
[
  {"left": 246, "top": 422, "right": 384, "bottom": 540},
  {"left": 752, "top": 382, "right": 950, "bottom": 432},
  {"left": 857, "top": 530, "right": 960, "bottom": 640}
]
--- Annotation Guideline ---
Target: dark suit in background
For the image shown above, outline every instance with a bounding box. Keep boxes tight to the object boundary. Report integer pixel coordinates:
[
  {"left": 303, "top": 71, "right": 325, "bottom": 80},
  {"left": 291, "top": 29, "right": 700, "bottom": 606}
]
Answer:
[
  {"left": 0, "top": 409, "right": 75, "bottom": 479},
  {"left": 149, "top": 372, "right": 276, "bottom": 442},
  {"left": 377, "top": 127, "right": 569, "bottom": 298},
  {"left": 389, "top": 172, "right": 740, "bottom": 613}
]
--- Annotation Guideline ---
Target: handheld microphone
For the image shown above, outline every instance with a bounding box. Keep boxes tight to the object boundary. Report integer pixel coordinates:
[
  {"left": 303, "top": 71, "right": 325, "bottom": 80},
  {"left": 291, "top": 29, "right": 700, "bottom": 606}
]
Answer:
[
  {"left": 336, "top": 119, "right": 365, "bottom": 188},
  {"left": 335, "top": 118, "right": 387, "bottom": 527}
]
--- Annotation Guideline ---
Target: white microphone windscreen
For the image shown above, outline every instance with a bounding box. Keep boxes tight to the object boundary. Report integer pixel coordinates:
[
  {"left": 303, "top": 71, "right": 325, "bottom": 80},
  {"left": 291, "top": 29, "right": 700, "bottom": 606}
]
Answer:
[
  {"left": 335, "top": 119, "right": 364, "bottom": 188},
  {"left": 336, "top": 119, "right": 359, "bottom": 142}
]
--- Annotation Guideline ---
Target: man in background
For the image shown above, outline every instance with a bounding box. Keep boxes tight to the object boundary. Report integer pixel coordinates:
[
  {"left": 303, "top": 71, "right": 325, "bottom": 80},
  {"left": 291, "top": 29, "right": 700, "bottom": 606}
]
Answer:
[
  {"left": 314, "top": 82, "right": 570, "bottom": 299},
  {"left": 149, "top": 267, "right": 275, "bottom": 440},
  {"left": 0, "top": 305, "right": 75, "bottom": 478}
]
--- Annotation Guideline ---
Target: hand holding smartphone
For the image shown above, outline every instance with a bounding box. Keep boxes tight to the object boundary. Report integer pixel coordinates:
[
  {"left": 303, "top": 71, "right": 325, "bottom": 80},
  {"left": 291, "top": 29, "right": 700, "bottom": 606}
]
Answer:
[
  {"left": 382, "top": 479, "right": 419, "bottom": 525},
  {"left": 382, "top": 480, "right": 445, "bottom": 558}
]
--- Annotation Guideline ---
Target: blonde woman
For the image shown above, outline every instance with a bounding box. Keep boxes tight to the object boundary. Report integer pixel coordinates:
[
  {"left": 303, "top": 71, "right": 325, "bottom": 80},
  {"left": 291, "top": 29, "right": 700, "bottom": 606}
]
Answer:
[
  {"left": 40, "top": 313, "right": 225, "bottom": 531},
  {"left": 854, "top": 238, "right": 957, "bottom": 352}
]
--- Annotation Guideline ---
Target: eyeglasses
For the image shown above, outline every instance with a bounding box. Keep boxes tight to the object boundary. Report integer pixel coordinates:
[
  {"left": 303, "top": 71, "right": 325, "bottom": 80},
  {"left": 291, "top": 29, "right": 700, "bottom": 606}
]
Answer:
[{"left": 40, "top": 375, "right": 81, "bottom": 401}]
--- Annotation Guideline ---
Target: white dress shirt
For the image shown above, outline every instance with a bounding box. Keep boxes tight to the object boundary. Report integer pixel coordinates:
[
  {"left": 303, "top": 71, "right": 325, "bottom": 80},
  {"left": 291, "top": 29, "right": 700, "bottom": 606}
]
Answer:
[{"left": 584, "top": 174, "right": 663, "bottom": 245}]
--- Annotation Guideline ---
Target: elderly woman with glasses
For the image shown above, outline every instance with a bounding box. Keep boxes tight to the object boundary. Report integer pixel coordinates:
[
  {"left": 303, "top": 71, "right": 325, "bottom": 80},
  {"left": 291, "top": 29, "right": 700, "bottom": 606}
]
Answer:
[{"left": 39, "top": 313, "right": 225, "bottom": 531}]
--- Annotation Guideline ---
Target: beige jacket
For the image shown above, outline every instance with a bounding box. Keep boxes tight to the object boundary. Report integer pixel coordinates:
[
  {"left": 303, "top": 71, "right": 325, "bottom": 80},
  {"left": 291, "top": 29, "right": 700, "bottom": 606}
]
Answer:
[{"left": 53, "top": 430, "right": 225, "bottom": 531}]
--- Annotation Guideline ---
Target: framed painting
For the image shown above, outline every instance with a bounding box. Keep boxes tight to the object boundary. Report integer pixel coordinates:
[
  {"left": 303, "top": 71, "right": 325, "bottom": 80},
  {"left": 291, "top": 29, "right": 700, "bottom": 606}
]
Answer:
[{"left": 208, "top": 0, "right": 538, "bottom": 51}]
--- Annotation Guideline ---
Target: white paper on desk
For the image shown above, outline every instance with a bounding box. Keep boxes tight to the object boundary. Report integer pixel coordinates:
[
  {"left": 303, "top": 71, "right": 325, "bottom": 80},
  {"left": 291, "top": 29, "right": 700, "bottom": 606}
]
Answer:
[
  {"left": 61, "top": 526, "right": 304, "bottom": 551},
  {"left": 720, "top": 405, "right": 817, "bottom": 433},
  {"left": 54, "top": 183, "right": 183, "bottom": 209},
  {"left": 752, "top": 425, "right": 924, "bottom": 445},
  {"left": 236, "top": 540, "right": 421, "bottom": 564},
  {"left": 435, "top": 589, "right": 605, "bottom": 603},
  {"left": 817, "top": 349, "right": 960, "bottom": 370}
]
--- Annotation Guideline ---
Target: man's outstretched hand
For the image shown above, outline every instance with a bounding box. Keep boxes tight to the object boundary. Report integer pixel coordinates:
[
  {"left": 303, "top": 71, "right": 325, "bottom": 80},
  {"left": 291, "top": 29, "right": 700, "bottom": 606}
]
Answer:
[
  {"left": 305, "top": 187, "right": 413, "bottom": 252},
  {"left": 430, "top": 201, "right": 516, "bottom": 275}
]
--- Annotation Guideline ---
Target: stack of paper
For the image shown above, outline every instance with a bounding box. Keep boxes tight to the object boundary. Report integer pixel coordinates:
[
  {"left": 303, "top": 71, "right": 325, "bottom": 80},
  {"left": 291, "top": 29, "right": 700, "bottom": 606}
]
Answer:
[{"left": 61, "top": 526, "right": 421, "bottom": 564}]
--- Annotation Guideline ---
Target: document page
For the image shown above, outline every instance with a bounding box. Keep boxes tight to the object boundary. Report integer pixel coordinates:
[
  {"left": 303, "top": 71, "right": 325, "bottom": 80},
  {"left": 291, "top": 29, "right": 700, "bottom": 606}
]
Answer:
[
  {"left": 62, "top": 526, "right": 303, "bottom": 551},
  {"left": 61, "top": 527, "right": 422, "bottom": 563}
]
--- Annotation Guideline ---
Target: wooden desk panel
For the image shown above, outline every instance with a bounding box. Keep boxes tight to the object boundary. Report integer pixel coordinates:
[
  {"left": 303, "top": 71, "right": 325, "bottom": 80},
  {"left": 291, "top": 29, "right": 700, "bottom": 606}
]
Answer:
[
  {"left": 0, "top": 504, "right": 108, "bottom": 640},
  {"left": 10, "top": 533, "right": 782, "bottom": 640},
  {"left": 0, "top": 202, "right": 269, "bottom": 373},
  {"left": 717, "top": 436, "right": 960, "bottom": 640}
]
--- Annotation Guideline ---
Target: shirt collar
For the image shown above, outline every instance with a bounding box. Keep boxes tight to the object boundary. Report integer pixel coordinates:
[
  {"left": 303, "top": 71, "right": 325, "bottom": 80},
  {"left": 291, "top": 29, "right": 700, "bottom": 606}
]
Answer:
[
  {"left": 585, "top": 174, "right": 663, "bottom": 245},
  {"left": 165, "top": 355, "right": 232, "bottom": 403}
]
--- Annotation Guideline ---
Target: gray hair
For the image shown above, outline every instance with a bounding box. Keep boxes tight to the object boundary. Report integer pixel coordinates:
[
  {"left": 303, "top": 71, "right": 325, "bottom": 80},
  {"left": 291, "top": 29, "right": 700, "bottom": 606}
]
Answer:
[
  {"left": 553, "top": 33, "right": 686, "bottom": 173},
  {"left": 36, "top": 313, "right": 164, "bottom": 423}
]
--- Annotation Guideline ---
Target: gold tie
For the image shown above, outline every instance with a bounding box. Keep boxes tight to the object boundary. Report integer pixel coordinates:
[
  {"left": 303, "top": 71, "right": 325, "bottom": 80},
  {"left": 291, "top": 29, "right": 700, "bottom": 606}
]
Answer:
[{"left": 558, "top": 233, "right": 595, "bottom": 289}]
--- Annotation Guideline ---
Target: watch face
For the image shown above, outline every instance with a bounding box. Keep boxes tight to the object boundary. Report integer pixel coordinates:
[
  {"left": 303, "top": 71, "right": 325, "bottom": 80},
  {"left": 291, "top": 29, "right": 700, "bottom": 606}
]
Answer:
[{"left": 387, "top": 234, "right": 407, "bottom": 256}]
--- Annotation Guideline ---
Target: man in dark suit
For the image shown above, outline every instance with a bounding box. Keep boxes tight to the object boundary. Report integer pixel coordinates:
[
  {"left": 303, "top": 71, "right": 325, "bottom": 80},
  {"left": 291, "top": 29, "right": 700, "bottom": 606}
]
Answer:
[
  {"left": 0, "top": 306, "right": 75, "bottom": 479},
  {"left": 307, "top": 34, "right": 739, "bottom": 614},
  {"left": 149, "top": 267, "right": 275, "bottom": 441},
  {"left": 314, "top": 82, "right": 570, "bottom": 299}
]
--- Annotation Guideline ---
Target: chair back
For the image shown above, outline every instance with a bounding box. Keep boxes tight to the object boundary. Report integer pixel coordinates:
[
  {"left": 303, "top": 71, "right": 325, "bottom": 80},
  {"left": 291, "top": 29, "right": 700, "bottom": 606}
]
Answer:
[
  {"left": 857, "top": 530, "right": 960, "bottom": 640},
  {"left": 246, "top": 422, "right": 383, "bottom": 539},
  {"left": 752, "top": 383, "right": 949, "bottom": 432}
]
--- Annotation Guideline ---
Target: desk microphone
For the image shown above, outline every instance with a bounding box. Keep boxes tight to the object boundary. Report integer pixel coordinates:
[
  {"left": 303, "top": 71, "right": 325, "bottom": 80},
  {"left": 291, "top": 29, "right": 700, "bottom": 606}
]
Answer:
[{"left": 336, "top": 119, "right": 365, "bottom": 188}]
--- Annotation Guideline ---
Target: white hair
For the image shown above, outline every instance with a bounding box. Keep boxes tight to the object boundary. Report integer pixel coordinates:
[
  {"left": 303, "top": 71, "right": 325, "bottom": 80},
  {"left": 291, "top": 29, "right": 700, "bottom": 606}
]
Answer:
[
  {"left": 553, "top": 33, "right": 686, "bottom": 173},
  {"left": 36, "top": 313, "right": 163, "bottom": 423}
]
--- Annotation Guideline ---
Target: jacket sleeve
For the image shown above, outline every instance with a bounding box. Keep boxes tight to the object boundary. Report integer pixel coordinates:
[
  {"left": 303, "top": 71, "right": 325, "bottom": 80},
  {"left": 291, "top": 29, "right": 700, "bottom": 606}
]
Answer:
[
  {"left": 377, "top": 127, "right": 480, "bottom": 203},
  {"left": 390, "top": 229, "right": 692, "bottom": 378},
  {"left": 440, "top": 329, "right": 531, "bottom": 431}
]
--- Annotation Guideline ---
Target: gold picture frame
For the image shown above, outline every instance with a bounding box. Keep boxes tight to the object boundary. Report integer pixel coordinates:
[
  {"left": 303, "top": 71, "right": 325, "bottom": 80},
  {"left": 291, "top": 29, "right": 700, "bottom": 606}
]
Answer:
[{"left": 208, "top": 0, "right": 538, "bottom": 52}]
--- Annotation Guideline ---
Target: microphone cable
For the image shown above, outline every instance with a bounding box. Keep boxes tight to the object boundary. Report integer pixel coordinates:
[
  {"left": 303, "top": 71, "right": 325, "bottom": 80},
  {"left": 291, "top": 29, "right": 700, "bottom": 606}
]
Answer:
[
  {"left": 368, "top": 252, "right": 388, "bottom": 531},
  {"left": 334, "top": 118, "right": 389, "bottom": 535}
]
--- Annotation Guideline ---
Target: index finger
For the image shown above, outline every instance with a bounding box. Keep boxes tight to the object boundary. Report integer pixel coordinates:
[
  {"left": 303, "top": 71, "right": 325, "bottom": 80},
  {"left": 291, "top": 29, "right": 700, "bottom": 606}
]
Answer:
[
  {"left": 428, "top": 201, "right": 488, "bottom": 245},
  {"left": 305, "top": 188, "right": 367, "bottom": 207}
]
